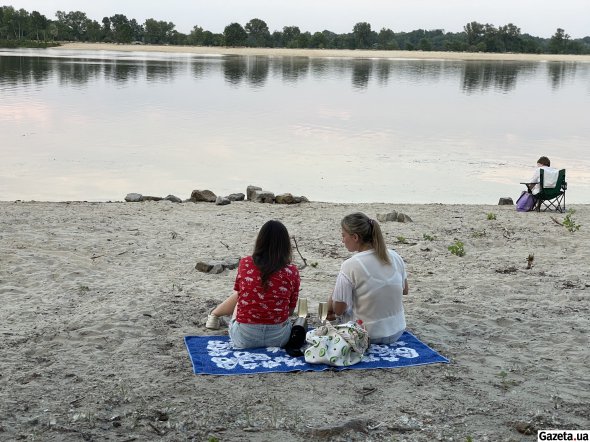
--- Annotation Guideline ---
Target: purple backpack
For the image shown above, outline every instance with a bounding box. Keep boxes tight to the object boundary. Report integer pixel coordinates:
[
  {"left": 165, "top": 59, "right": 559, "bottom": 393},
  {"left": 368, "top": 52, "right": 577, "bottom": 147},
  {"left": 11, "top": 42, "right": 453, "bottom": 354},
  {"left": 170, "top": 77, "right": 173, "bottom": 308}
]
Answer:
[{"left": 516, "top": 191, "right": 535, "bottom": 212}]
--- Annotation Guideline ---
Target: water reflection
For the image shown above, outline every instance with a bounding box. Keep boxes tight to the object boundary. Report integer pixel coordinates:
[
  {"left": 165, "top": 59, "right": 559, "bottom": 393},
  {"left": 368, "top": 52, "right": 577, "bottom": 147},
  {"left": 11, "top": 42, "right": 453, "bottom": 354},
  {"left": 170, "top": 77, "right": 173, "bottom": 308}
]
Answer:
[
  {"left": 461, "top": 61, "right": 537, "bottom": 94},
  {"left": 2, "top": 51, "right": 587, "bottom": 93}
]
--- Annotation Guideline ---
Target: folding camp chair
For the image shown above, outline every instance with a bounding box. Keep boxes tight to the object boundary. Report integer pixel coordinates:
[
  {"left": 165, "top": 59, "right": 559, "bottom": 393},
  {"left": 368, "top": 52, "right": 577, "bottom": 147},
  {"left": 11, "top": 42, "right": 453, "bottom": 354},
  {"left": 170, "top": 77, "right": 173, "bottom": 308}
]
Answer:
[{"left": 535, "top": 168, "right": 567, "bottom": 212}]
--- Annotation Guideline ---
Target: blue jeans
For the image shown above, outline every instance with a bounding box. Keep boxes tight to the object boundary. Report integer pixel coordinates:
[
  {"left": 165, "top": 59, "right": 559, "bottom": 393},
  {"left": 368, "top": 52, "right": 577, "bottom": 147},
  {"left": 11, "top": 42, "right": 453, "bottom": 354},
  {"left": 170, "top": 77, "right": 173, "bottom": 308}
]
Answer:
[{"left": 229, "top": 319, "right": 292, "bottom": 349}]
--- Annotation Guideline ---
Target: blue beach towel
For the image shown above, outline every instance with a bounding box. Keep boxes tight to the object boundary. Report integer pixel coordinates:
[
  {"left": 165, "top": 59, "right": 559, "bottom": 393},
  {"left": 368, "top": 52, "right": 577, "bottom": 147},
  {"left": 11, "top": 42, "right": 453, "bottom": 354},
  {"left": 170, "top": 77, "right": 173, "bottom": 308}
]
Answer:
[{"left": 184, "top": 331, "right": 449, "bottom": 375}]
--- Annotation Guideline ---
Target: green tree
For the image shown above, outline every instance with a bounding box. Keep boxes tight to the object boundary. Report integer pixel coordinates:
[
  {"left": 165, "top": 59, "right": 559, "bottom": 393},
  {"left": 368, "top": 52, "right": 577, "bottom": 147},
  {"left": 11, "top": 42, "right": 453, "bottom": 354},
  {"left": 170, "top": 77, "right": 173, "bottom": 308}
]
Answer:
[
  {"left": 224, "top": 22, "right": 247, "bottom": 46},
  {"left": 310, "top": 31, "right": 326, "bottom": 48},
  {"left": 353, "top": 21, "right": 372, "bottom": 48},
  {"left": 110, "top": 14, "right": 132, "bottom": 43},
  {"left": 549, "top": 28, "right": 569, "bottom": 53},
  {"left": 55, "top": 10, "right": 89, "bottom": 41},
  {"left": 377, "top": 27, "right": 397, "bottom": 49},
  {"left": 30, "top": 11, "right": 48, "bottom": 40},
  {"left": 144, "top": 18, "right": 175, "bottom": 44},
  {"left": 245, "top": 18, "right": 270, "bottom": 47},
  {"left": 464, "top": 21, "right": 485, "bottom": 47},
  {"left": 282, "top": 25, "right": 300, "bottom": 48}
]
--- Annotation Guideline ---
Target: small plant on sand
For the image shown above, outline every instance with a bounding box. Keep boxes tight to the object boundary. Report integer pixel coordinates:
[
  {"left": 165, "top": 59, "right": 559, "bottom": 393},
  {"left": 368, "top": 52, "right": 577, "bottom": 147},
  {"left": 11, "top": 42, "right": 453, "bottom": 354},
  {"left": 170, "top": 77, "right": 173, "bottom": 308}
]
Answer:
[
  {"left": 77, "top": 285, "right": 90, "bottom": 295},
  {"left": 423, "top": 233, "right": 436, "bottom": 241},
  {"left": 396, "top": 236, "right": 407, "bottom": 244},
  {"left": 526, "top": 253, "right": 534, "bottom": 270},
  {"left": 496, "top": 369, "right": 517, "bottom": 391},
  {"left": 487, "top": 212, "right": 497, "bottom": 220},
  {"left": 471, "top": 229, "right": 487, "bottom": 238},
  {"left": 448, "top": 241, "right": 465, "bottom": 257},
  {"left": 310, "top": 261, "right": 318, "bottom": 268},
  {"left": 563, "top": 209, "right": 581, "bottom": 232}
]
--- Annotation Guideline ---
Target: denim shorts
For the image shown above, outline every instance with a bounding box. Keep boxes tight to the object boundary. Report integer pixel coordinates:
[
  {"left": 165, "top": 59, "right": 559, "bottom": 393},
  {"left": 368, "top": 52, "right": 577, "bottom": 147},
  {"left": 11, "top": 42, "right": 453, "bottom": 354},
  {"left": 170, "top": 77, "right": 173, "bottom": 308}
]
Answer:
[
  {"left": 371, "top": 329, "right": 404, "bottom": 345},
  {"left": 229, "top": 319, "right": 292, "bottom": 349}
]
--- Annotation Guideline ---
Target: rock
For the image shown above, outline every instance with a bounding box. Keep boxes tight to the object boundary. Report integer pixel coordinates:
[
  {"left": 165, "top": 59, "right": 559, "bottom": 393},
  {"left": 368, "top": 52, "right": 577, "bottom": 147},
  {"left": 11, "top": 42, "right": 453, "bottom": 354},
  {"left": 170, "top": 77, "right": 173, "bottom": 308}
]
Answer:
[
  {"left": 253, "top": 190, "right": 275, "bottom": 204},
  {"left": 275, "top": 193, "right": 296, "bottom": 204},
  {"left": 246, "top": 185, "right": 262, "bottom": 201},
  {"left": 223, "top": 258, "right": 241, "bottom": 270},
  {"left": 227, "top": 193, "right": 245, "bottom": 201},
  {"left": 209, "top": 263, "right": 225, "bottom": 274},
  {"left": 141, "top": 195, "right": 163, "bottom": 201},
  {"left": 125, "top": 193, "right": 143, "bottom": 202},
  {"left": 386, "top": 211, "right": 399, "bottom": 222},
  {"left": 195, "top": 261, "right": 213, "bottom": 273},
  {"left": 190, "top": 189, "right": 217, "bottom": 202},
  {"left": 498, "top": 197, "right": 514, "bottom": 205},
  {"left": 215, "top": 196, "right": 231, "bottom": 206},
  {"left": 292, "top": 196, "right": 309, "bottom": 203},
  {"left": 164, "top": 194, "right": 182, "bottom": 203},
  {"left": 397, "top": 213, "right": 412, "bottom": 223},
  {"left": 376, "top": 213, "right": 388, "bottom": 223}
]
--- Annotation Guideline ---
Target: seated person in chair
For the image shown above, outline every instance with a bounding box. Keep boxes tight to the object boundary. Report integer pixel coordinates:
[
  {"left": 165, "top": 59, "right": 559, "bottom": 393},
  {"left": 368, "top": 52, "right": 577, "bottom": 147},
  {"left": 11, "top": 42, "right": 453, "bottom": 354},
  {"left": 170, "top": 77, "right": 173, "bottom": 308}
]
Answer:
[{"left": 526, "top": 156, "right": 559, "bottom": 195}]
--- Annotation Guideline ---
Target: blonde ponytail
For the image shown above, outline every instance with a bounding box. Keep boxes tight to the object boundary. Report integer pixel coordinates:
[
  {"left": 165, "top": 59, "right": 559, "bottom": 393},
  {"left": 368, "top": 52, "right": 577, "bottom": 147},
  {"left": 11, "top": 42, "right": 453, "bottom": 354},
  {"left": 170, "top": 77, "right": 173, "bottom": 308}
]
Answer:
[{"left": 341, "top": 212, "right": 391, "bottom": 265}]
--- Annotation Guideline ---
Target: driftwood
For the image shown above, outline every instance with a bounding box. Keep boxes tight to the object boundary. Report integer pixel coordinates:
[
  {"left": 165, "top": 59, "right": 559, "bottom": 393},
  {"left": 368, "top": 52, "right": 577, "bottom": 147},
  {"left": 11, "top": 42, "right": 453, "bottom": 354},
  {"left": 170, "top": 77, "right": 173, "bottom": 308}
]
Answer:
[{"left": 291, "top": 236, "right": 308, "bottom": 269}]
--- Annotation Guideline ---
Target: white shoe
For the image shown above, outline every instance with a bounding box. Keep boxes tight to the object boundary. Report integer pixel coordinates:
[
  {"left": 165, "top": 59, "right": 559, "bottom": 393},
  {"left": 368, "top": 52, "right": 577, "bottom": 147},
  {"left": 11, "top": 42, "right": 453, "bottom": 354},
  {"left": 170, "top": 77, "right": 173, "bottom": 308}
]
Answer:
[{"left": 205, "top": 314, "right": 221, "bottom": 330}]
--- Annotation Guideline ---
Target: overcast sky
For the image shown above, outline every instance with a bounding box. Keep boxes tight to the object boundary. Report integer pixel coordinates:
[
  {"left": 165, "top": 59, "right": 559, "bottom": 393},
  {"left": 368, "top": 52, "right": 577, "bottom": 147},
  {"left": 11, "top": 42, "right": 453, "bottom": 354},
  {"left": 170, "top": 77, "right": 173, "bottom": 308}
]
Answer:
[{"left": 5, "top": 0, "right": 590, "bottom": 38}]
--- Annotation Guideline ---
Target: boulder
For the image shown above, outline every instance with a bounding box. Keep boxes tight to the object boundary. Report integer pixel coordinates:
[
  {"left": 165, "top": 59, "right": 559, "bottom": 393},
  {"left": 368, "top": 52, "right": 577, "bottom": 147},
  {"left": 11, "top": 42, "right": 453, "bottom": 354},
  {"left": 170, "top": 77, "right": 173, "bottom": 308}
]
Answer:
[
  {"left": 190, "top": 189, "right": 217, "bottom": 202},
  {"left": 253, "top": 190, "right": 275, "bottom": 204},
  {"left": 195, "top": 261, "right": 213, "bottom": 273},
  {"left": 386, "top": 211, "right": 399, "bottom": 222},
  {"left": 227, "top": 193, "right": 245, "bottom": 201},
  {"left": 215, "top": 196, "right": 231, "bottom": 206},
  {"left": 125, "top": 193, "right": 143, "bottom": 202},
  {"left": 141, "top": 195, "right": 163, "bottom": 201},
  {"left": 164, "top": 194, "right": 182, "bottom": 203},
  {"left": 246, "top": 185, "right": 262, "bottom": 201},
  {"left": 397, "top": 213, "right": 413, "bottom": 223},
  {"left": 293, "top": 196, "right": 310, "bottom": 203},
  {"left": 498, "top": 197, "right": 514, "bottom": 205},
  {"left": 275, "top": 193, "right": 296, "bottom": 204}
]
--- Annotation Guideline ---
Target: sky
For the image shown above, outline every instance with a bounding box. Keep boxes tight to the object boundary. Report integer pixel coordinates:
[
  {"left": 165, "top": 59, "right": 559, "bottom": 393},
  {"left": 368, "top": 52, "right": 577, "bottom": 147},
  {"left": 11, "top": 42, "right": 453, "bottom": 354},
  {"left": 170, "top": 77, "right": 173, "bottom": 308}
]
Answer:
[{"left": 5, "top": 0, "right": 590, "bottom": 39}]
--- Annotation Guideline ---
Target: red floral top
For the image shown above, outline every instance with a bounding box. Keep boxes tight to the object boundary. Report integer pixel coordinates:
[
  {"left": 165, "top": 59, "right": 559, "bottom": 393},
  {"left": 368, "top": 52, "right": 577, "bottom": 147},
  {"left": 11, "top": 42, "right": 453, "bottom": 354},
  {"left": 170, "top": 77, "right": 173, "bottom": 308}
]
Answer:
[{"left": 234, "top": 256, "right": 300, "bottom": 324}]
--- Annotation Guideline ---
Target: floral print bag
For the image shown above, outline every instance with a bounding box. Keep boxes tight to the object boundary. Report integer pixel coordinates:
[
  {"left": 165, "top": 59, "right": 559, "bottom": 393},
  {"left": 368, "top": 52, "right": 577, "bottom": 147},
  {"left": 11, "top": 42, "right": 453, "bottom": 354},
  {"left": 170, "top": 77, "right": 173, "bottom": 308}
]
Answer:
[{"left": 304, "top": 321, "right": 369, "bottom": 366}]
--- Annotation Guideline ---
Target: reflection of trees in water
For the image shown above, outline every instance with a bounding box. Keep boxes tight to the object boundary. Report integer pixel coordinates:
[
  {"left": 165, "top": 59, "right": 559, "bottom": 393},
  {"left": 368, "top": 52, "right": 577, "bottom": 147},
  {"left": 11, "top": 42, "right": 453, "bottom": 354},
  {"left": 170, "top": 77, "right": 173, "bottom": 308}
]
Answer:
[
  {"left": 57, "top": 60, "right": 102, "bottom": 86},
  {"left": 461, "top": 61, "right": 537, "bottom": 94},
  {"left": 145, "top": 61, "right": 177, "bottom": 83},
  {"left": 102, "top": 61, "right": 140, "bottom": 82},
  {"left": 246, "top": 56, "right": 269, "bottom": 87},
  {"left": 351, "top": 59, "right": 372, "bottom": 89},
  {"left": 547, "top": 62, "right": 579, "bottom": 90},
  {"left": 277, "top": 57, "right": 309, "bottom": 83},
  {"left": 0, "top": 56, "right": 53, "bottom": 87},
  {"left": 223, "top": 57, "right": 248, "bottom": 85}
]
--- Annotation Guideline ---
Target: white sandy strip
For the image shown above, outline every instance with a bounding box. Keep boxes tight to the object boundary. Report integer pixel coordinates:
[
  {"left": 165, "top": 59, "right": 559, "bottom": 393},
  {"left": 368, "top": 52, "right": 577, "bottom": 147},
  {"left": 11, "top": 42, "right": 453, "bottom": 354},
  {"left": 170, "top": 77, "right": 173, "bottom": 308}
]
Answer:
[{"left": 56, "top": 42, "right": 590, "bottom": 62}]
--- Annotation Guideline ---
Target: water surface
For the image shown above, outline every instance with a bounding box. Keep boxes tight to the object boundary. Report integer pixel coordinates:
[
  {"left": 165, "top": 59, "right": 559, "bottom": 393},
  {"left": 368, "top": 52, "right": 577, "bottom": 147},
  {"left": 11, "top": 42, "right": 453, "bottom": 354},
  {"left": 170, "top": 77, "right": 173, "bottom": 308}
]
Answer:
[{"left": 1, "top": 48, "right": 589, "bottom": 203}]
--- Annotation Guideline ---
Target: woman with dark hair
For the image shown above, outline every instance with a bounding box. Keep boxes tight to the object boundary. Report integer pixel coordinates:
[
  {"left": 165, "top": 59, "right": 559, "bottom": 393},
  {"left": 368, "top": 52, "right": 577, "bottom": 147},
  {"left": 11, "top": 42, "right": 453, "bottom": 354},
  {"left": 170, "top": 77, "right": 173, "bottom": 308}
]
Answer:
[
  {"left": 527, "top": 156, "right": 558, "bottom": 195},
  {"left": 205, "top": 220, "right": 300, "bottom": 349},
  {"left": 327, "top": 212, "right": 409, "bottom": 344}
]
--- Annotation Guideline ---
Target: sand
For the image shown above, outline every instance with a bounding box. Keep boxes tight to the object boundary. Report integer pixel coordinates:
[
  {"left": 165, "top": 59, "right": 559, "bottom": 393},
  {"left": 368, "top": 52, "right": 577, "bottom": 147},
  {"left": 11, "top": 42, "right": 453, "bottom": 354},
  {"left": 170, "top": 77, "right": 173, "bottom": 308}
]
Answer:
[
  {"left": 56, "top": 42, "right": 590, "bottom": 62},
  {"left": 1, "top": 199, "right": 589, "bottom": 440}
]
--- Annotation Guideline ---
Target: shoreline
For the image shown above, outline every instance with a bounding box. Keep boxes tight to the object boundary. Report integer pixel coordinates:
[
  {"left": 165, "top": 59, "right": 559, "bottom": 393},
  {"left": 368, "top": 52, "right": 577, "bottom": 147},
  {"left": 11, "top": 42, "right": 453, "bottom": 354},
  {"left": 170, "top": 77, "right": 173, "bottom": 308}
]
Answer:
[{"left": 55, "top": 42, "right": 590, "bottom": 62}]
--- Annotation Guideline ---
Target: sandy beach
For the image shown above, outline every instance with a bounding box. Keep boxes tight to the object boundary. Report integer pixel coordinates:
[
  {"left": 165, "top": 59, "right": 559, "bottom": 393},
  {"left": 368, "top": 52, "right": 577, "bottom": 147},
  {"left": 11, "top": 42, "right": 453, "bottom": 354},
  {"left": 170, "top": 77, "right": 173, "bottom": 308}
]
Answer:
[
  {"left": 1, "top": 198, "right": 588, "bottom": 440},
  {"left": 56, "top": 42, "right": 590, "bottom": 62}
]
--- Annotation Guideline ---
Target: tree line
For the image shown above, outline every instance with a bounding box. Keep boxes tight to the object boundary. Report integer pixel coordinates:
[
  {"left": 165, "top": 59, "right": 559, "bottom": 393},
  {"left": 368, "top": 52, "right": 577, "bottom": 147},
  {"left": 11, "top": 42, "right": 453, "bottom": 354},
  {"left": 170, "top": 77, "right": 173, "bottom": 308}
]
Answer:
[{"left": 1, "top": 5, "right": 589, "bottom": 54}]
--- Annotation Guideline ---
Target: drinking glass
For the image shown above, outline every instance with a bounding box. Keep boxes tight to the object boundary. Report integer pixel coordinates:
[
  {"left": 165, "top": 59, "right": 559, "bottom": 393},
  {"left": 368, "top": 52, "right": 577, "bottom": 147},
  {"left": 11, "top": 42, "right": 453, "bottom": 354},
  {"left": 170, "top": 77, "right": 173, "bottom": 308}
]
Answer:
[
  {"left": 318, "top": 302, "right": 328, "bottom": 324},
  {"left": 297, "top": 298, "right": 308, "bottom": 318}
]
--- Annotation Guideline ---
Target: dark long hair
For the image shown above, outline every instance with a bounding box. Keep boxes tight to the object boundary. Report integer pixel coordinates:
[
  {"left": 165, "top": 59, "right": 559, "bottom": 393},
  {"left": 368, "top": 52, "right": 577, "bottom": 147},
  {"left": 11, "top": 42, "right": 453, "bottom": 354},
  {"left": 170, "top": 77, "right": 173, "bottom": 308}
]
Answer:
[{"left": 252, "top": 220, "right": 293, "bottom": 287}]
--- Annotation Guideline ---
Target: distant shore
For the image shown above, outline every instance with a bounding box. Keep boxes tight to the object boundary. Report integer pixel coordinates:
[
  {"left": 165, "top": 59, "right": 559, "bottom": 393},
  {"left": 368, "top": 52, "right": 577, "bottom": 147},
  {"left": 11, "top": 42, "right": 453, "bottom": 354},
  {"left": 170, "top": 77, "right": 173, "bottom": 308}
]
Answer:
[{"left": 56, "top": 42, "right": 590, "bottom": 62}]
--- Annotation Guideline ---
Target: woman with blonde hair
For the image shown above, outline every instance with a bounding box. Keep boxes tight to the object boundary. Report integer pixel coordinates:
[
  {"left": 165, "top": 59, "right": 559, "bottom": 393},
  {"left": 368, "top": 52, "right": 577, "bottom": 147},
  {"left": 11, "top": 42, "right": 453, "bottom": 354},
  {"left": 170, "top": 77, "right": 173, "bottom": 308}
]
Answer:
[{"left": 327, "top": 212, "right": 409, "bottom": 344}]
